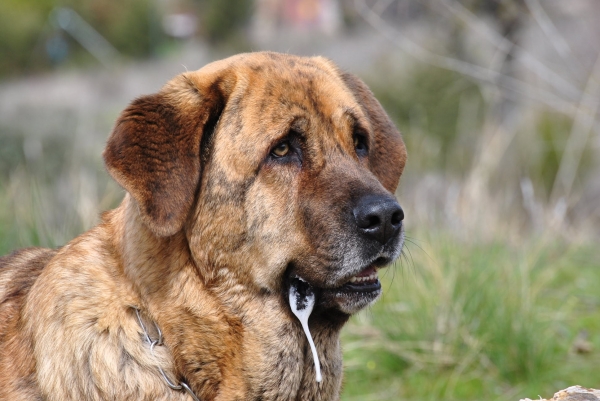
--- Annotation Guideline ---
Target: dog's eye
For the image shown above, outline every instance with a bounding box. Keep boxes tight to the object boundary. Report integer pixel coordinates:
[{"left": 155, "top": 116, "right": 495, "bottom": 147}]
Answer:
[
  {"left": 271, "top": 141, "right": 290, "bottom": 158},
  {"left": 353, "top": 134, "right": 368, "bottom": 156}
]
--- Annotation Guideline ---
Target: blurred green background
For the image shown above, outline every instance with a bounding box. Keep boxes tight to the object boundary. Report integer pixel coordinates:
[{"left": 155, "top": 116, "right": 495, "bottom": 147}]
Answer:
[{"left": 1, "top": 1, "right": 599, "bottom": 400}]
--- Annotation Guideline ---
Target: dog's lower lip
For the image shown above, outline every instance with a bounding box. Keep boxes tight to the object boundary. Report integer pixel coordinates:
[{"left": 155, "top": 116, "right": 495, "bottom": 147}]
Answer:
[{"left": 339, "top": 280, "right": 381, "bottom": 293}]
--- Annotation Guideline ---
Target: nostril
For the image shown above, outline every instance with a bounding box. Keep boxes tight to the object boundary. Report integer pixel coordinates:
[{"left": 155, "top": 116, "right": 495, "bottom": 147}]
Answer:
[
  {"left": 355, "top": 212, "right": 382, "bottom": 230},
  {"left": 366, "top": 215, "right": 381, "bottom": 229},
  {"left": 391, "top": 208, "right": 404, "bottom": 226}
]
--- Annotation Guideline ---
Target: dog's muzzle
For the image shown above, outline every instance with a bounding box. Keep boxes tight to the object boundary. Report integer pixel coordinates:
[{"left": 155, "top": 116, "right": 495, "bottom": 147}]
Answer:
[{"left": 287, "top": 193, "right": 405, "bottom": 315}]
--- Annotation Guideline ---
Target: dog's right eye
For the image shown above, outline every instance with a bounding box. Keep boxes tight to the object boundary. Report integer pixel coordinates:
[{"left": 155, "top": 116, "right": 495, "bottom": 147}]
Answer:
[
  {"left": 271, "top": 141, "right": 290, "bottom": 158},
  {"left": 353, "top": 133, "right": 369, "bottom": 157}
]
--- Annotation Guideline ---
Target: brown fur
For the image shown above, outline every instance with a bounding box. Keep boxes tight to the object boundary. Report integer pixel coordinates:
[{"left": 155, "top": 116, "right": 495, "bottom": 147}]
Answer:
[{"left": 0, "top": 52, "right": 407, "bottom": 400}]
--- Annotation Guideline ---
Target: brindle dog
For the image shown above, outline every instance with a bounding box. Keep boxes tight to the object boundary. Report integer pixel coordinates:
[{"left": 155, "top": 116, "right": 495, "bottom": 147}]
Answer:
[{"left": 0, "top": 52, "right": 407, "bottom": 401}]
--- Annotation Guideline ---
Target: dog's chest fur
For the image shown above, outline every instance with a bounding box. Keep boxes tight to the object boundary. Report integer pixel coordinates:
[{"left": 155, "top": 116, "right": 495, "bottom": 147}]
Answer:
[
  {"left": 0, "top": 224, "right": 343, "bottom": 401},
  {"left": 226, "top": 292, "right": 344, "bottom": 401}
]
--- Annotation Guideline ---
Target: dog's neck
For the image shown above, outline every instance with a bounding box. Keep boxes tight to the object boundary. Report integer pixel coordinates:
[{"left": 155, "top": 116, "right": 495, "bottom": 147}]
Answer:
[{"left": 107, "top": 197, "right": 347, "bottom": 400}]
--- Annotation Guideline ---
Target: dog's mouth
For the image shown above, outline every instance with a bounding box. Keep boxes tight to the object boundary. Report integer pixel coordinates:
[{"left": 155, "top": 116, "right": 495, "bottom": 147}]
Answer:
[
  {"left": 337, "top": 265, "right": 381, "bottom": 293},
  {"left": 322, "top": 264, "right": 383, "bottom": 315},
  {"left": 287, "top": 258, "right": 390, "bottom": 316},
  {"left": 331, "top": 256, "right": 391, "bottom": 295}
]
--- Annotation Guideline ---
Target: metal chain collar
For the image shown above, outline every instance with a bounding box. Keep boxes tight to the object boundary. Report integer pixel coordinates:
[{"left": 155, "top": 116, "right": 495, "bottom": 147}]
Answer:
[{"left": 134, "top": 308, "right": 201, "bottom": 401}]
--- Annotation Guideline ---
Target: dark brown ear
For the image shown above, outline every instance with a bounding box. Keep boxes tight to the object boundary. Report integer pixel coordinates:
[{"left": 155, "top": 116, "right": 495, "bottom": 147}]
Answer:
[
  {"left": 103, "top": 69, "right": 233, "bottom": 236},
  {"left": 341, "top": 72, "right": 407, "bottom": 192}
]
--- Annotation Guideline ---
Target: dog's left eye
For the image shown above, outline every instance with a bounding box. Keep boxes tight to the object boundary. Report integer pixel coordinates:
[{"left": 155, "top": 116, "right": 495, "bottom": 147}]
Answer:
[
  {"left": 271, "top": 141, "right": 290, "bottom": 158},
  {"left": 353, "top": 134, "right": 368, "bottom": 156}
]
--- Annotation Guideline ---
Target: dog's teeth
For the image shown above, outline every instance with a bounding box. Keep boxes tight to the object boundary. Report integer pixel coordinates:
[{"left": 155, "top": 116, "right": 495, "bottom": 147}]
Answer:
[{"left": 349, "top": 272, "right": 379, "bottom": 284}]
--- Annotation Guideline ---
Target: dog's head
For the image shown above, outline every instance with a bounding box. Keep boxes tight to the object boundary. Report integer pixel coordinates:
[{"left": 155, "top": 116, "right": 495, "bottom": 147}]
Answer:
[{"left": 104, "top": 52, "right": 406, "bottom": 315}]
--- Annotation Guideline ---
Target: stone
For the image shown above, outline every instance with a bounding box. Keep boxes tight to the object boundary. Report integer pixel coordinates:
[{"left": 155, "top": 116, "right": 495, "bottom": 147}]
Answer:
[{"left": 520, "top": 386, "right": 600, "bottom": 401}]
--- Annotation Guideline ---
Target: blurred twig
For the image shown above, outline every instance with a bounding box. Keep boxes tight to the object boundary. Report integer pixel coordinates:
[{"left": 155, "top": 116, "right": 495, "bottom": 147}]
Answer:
[
  {"left": 550, "top": 53, "right": 600, "bottom": 206},
  {"left": 355, "top": 0, "right": 599, "bottom": 131},
  {"left": 437, "top": 0, "right": 583, "bottom": 103},
  {"left": 523, "top": 0, "right": 575, "bottom": 65},
  {"left": 51, "top": 8, "right": 120, "bottom": 68}
]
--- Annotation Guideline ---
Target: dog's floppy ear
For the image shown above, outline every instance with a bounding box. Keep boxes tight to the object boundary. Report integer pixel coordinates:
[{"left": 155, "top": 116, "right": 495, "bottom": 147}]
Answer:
[
  {"left": 103, "top": 66, "right": 235, "bottom": 236},
  {"left": 341, "top": 72, "right": 407, "bottom": 192}
]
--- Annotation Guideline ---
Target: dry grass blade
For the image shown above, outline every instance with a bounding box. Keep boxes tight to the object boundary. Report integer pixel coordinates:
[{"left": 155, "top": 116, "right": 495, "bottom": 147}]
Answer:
[
  {"left": 354, "top": 0, "right": 586, "bottom": 117},
  {"left": 550, "top": 53, "right": 600, "bottom": 206}
]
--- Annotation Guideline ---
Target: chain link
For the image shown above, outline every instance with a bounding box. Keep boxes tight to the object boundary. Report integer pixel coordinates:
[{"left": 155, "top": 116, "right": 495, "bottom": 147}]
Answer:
[{"left": 134, "top": 308, "right": 201, "bottom": 401}]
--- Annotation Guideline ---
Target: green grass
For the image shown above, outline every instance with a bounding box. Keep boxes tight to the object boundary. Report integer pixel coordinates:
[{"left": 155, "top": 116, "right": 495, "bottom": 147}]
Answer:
[
  {"left": 341, "top": 234, "right": 600, "bottom": 400},
  {"left": 0, "top": 131, "right": 121, "bottom": 254}
]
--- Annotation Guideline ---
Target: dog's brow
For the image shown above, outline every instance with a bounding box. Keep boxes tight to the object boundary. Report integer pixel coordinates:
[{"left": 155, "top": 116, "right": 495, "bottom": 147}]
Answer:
[
  {"left": 343, "top": 109, "right": 370, "bottom": 134},
  {"left": 290, "top": 117, "right": 308, "bottom": 133}
]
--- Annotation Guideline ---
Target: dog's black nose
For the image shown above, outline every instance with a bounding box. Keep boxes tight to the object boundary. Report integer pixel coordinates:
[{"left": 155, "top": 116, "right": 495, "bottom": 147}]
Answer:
[{"left": 353, "top": 194, "right": 404, "bottom": 245}]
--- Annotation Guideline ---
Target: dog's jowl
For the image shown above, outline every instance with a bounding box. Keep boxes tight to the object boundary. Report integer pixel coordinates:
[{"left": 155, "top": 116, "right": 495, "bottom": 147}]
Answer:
[{"left": 0, "top": 52, "right": 407, "bottom": 401}]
